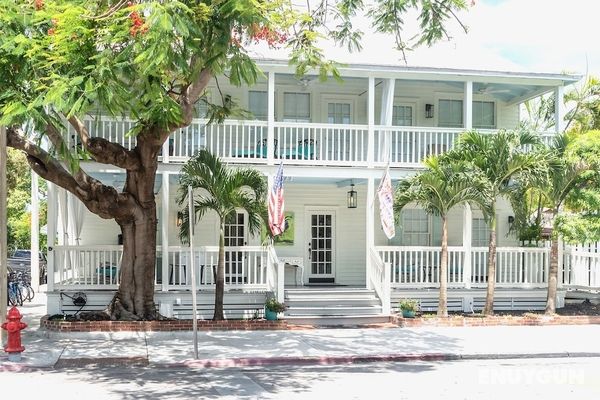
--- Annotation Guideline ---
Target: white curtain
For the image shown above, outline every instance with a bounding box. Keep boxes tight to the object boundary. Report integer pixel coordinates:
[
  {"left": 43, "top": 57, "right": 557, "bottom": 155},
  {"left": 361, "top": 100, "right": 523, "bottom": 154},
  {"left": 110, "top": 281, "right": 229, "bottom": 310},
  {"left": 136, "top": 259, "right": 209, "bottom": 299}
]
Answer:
[
  {"left": 68, "top": 193, "right": 86, "bottom": 246},
  {"left": 58, "top": 188, "right": 69, "bottom": 245}
]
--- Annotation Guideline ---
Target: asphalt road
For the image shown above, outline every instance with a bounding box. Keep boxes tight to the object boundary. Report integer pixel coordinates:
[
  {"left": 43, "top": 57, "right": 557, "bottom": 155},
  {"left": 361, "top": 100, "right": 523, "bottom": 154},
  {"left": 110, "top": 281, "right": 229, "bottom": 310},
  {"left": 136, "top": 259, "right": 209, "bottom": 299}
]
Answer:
[{"left": 1, "top": 357, "right": 599, "bottom": 399}]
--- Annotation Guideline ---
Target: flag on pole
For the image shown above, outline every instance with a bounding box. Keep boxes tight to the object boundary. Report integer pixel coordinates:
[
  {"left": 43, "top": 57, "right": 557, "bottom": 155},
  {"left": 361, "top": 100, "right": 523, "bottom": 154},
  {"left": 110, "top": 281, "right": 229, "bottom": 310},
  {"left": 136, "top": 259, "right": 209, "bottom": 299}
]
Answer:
[
  {"left": 377, "top": 165, "right": 395, "bottom": 239},
  {"left": 268, "top": 163, "right": 285, "bottom": 236}
]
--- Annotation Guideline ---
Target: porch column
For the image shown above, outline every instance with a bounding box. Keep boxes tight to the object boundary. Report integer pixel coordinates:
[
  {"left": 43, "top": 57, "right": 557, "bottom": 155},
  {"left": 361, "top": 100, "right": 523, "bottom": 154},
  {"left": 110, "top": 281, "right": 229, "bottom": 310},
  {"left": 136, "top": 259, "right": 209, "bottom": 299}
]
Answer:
[
  {"left": 31, "top": 172, "right": 40, "bottom": 291},
  {"left": 46, "top": 182, "right": 57, "bottom": 292},
  {"left": 367, "top": 76, "right": 375, "bottom": 167},
  {"left": 464, "top": 81, "right": 473, "bottom": 130},
  {"left": 462, "top": 204, "right": 472, "bottom": 289},
  {"left": 554, "top": 85, "right": 565, "bottom": 133},
  {"left": 365, "top": 177, "right": 375, "bottom": 289},
  {"left": 161, "top": 173, "right": 170, "bottom": 291},
  {"left": 380, "top": 78, "right": 396, "bottom": 163},
  {"left": 267, "top": 71, "right": 276, "bottom": 166}
]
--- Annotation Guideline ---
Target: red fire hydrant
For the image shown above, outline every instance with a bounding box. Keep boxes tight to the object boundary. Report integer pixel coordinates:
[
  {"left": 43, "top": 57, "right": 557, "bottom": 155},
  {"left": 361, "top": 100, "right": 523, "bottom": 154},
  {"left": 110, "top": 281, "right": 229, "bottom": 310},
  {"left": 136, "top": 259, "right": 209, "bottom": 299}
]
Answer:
[{"left": 1, "top": 306, "right": 27, "bottom": 362}]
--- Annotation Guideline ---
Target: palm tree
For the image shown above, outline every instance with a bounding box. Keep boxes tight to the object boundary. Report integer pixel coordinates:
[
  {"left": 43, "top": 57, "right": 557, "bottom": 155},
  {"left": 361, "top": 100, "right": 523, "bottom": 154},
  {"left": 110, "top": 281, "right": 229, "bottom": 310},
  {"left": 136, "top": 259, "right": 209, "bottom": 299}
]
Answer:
[
  {"left": 395, "top": 155, "right": 489, "bottom": 317},
  {"left": 178, "top": 150, "right": 267, "bottom": 320},
  {"left": 450, "top": 129, "right": 547, "bottom": 315}
]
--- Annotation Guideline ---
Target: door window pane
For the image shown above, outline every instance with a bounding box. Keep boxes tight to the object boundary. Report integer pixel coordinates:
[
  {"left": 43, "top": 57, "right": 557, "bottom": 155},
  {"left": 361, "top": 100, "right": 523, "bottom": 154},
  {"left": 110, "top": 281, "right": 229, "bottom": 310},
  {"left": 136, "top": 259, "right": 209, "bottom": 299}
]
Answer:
[
  {"left": 472, "top": 218, "right": 491, "bottom": 247},
  {"left": 328, "top": 102, "right": 351, "bottom": 124},
  {"left": 248, "top": 91, "right": 268, "bottom": 120},
  {"left": 438, "top": 99, "right": 463, "bottom": 128},
  {"left": 392, "top": 105, "right": 413, "bottom": 126},
  {"left": 284, "top": 92, "right": 310, "bottom": 122},
  {"left": 473, "top": 101, "right": 495, "bottom": 129}
]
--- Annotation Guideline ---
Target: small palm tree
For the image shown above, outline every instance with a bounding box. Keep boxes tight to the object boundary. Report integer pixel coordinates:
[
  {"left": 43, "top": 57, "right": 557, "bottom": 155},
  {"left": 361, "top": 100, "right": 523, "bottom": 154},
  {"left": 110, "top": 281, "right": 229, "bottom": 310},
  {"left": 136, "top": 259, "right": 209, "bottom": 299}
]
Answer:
[
  {"left": 450, "top": 129, "right": 547, "bottom": 315},
  {"left": 395, "top": 155, "right": 489, "bottom": 317},
  {"left": 178, "top": 150, "right": 267, "bottom": 320}
]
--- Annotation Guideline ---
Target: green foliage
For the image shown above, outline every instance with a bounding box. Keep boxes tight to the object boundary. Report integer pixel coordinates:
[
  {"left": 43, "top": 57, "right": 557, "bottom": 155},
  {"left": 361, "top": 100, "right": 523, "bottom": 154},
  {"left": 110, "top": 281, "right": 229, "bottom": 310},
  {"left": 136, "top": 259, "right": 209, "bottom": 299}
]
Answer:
[
  {"left": 399, "top": 298, "right": 419, "bottom": 312},
  {"left": 177, "top": 149, "right": 267, "bottom": 244},
  {"left": 265, "top": 296, "right": 286, "bottom": 313},
  {"left": 394, "top": 154, "right": 490, "bottom": 219}
]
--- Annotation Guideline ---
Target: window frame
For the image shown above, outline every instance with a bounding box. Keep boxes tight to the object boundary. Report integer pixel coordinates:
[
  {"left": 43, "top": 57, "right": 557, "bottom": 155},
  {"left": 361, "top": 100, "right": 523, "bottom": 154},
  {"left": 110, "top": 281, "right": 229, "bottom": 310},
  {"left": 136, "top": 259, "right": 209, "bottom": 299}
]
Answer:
[{"left": 283, "top": 92, "right": 311, "bottom": 123}]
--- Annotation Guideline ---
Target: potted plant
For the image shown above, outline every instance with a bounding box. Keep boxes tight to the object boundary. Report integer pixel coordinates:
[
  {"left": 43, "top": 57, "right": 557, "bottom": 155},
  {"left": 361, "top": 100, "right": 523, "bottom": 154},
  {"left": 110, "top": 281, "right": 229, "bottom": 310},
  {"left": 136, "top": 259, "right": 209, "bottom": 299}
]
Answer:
[
  {"left": 399, "top": 299, "right": 419, "bottom": 318},
  {"left": 264, "top": 297, "right": 286, "bottom": 321}
]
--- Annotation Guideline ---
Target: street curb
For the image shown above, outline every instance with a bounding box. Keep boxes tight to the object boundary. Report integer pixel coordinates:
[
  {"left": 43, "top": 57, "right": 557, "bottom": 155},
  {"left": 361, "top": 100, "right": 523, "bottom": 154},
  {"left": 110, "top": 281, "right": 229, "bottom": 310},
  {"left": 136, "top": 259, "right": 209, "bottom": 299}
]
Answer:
[{"left": 158, "top": 351, "right": 600, "bottom": 369}]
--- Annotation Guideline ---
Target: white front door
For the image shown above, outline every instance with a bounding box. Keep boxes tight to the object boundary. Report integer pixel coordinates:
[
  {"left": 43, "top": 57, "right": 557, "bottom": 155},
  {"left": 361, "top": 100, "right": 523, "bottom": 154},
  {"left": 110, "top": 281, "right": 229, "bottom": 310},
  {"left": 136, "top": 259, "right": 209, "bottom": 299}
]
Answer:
[
  {"left": 306, "top": 210, "right": 336, "bottom": 282},
  {"left": 224, "top": 212, "right": 247, "bottom": 284}
]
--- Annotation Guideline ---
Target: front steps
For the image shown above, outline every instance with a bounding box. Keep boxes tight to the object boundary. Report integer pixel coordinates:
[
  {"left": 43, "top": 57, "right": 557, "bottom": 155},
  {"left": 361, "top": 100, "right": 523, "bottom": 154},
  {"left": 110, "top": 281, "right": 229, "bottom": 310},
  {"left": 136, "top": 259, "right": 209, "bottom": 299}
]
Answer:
[{"left": 283, "top": 287, "right": 390, "bottom": 326}]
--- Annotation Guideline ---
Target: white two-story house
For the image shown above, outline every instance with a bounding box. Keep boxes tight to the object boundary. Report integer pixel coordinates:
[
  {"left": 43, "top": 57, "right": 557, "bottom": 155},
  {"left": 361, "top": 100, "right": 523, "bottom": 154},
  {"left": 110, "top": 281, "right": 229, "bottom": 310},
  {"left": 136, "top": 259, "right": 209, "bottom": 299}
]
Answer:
[{"left": 41, "top": 59, "right": 581, "bottom": 323}]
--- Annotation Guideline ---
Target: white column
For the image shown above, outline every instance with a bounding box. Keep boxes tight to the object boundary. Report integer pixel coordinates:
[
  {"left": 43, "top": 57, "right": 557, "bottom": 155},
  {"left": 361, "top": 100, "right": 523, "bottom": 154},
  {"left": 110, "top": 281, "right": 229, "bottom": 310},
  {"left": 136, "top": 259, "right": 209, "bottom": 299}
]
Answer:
[
  {"left": 267, "top": 71, "right": 276, "bottom": 165},
  {"left": 0, "top": 126, "right": 7, "bottom": 345},
  {"left": 46, "top": 182, "right": 57, "bottom": 292},
  {"left": 367, "top": 77, "right": 375, "bottom": 167},
  {"left": 365, "top": 177, "right": 375, "bottom": 289},
  {"left": 555, "top": 85, "right": 565, "bottom": 133},
  {"left": 31, "top": 172, "right": 40, "bottom": 291},
  {"left": 379, "top": 79, "right": 396, "bottom": 163},
  {"left": 161, "top": 173, "right": 170, "bottom": 291},
  {"left": 464, "top": 81, "right": 473, "bottom": 130},
  {"left": 462, "top": 204, "right": 472, "bottom": 289}
]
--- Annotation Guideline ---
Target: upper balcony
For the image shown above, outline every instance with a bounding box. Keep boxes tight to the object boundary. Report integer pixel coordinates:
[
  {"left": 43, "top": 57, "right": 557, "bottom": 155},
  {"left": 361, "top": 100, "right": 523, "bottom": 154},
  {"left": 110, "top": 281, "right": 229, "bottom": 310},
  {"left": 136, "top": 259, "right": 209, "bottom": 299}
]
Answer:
[{"left": 71, "top": 63, "right": 578, "bottom": 169}]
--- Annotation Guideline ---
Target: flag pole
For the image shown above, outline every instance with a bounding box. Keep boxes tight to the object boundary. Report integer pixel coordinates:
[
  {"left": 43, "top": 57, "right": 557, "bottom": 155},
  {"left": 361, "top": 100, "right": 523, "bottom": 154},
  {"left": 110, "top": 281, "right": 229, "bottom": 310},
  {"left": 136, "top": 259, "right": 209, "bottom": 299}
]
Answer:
[{"left": 188, "top": 185, "right": 198, "bottom": 359}]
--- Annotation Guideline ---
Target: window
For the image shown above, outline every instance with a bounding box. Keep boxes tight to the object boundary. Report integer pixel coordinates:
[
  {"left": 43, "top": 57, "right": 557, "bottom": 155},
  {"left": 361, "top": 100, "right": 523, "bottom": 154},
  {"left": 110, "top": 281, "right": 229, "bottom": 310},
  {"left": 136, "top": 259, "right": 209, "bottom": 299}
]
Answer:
[
  {"left": 327, "top": 102, "right": 351, "bottom": 124},
  {"left": 248, "top": 91, "right": 268, "bottom": 121},
  {"left": 195, "top": 95, "right": 209, "bottom": 118},
  {"left": 438, "top": 99, "right": 463, "bottom": 128},
  {"left": 401, "top": 209, "right": 430, "bottom": 246},
  {"left": 472, "top": 218, "right": 491, "bottom": 247},
  {"left": 473, "top": 101, "right": 495, "bottom": 129},
  {"left": 392, "top": 105, "right": 413, "bottom": 126},
  {"left": 283, "top": 92, "right": 310, "bottom": 122}
]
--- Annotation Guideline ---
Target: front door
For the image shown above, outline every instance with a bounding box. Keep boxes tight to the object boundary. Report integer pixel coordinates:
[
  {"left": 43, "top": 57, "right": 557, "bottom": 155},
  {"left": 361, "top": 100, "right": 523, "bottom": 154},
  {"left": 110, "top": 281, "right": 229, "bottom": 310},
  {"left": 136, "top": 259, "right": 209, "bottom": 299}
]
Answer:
[
  {"left": 224, "top": 212, "right": 246, "bottom": 284},
  {"left": 307, "top": 210, "right": 335, "bottom": 283}
]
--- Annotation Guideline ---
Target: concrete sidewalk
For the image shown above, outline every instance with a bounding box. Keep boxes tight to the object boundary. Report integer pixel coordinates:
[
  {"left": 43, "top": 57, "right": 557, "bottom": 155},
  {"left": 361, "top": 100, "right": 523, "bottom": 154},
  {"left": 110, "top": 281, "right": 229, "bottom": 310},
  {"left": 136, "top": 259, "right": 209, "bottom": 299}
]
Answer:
[{"left": 3, "top": 293, "right": 600, "bottom": 370}]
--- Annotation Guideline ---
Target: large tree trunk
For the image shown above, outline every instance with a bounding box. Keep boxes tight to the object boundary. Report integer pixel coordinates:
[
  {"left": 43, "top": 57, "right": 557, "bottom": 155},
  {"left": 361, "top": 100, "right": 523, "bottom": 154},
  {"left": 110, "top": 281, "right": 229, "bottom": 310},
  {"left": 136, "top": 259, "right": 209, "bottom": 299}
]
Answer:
[
  {"left": 438, "top": 215, "right": 449, "bottom": 317},
  {"left": 214, "top": 222, "right": 226, "bottom": 320},
  {"left": 545, "top": 213, "right": 559, "bottom": 314},
  {"left": 483, "top": 211, "right": 497, "bottom": 316}
]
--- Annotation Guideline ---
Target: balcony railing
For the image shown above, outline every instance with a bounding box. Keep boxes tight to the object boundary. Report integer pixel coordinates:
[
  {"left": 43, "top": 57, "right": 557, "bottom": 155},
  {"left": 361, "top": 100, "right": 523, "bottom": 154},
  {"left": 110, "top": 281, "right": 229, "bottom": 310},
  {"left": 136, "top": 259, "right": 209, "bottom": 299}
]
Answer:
[{"left": 72, "top": 116, "right": 556, "bottom": 167}]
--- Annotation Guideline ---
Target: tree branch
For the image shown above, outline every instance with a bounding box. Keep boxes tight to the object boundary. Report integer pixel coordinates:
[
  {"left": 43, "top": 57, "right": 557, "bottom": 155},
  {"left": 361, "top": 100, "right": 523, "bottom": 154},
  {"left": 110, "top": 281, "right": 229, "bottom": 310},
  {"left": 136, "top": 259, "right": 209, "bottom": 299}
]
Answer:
[
  {"left": 67, "top": 115, "right": 141, "bottom": 170},
  {"left": 6, "top": 127, "right": 138, "bottom": 220}
]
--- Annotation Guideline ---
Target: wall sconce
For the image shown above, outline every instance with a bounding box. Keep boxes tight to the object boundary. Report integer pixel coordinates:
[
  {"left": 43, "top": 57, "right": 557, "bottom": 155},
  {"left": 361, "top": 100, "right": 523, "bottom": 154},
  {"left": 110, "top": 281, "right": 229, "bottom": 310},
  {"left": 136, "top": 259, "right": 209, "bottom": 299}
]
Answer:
[
  {"left": 176, "top": 211, "right": 184, "bottom": 227},
  {"left": 347, "top": 184, "right": 358, "bottom": 209},
  {"left": 508, "top": 215, "right": 515, "bottom": 224},
  {"left": 425, "top": 104, "right": 434, "bottom": 119}
]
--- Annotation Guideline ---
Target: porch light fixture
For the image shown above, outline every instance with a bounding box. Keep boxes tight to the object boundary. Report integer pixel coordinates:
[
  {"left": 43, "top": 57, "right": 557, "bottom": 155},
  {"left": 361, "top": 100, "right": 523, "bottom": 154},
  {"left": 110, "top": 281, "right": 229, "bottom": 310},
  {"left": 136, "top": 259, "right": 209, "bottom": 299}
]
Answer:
[
  {"left": 347, "top": 184, "right": 358, "bottom": 209},
  {"left": 425, "top": 104, "right": 434, "bottom": 119},
  {"left": 176, "top": 211, "right": 184, "bottom": 227}
]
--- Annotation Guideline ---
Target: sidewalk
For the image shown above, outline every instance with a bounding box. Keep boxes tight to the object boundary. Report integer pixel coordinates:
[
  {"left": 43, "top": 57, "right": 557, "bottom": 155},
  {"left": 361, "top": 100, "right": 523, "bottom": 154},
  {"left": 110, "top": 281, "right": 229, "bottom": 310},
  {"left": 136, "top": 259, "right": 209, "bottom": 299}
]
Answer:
[{"left": 3, "top": 293, "right": 600, "bottom": 370}]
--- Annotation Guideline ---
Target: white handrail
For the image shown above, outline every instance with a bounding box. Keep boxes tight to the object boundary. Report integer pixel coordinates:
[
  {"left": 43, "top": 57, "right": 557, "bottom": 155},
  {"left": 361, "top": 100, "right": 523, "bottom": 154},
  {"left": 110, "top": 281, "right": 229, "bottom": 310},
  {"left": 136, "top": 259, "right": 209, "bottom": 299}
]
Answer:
[{"left": 369, "top": 248, "right": 391, "bottom": 314}]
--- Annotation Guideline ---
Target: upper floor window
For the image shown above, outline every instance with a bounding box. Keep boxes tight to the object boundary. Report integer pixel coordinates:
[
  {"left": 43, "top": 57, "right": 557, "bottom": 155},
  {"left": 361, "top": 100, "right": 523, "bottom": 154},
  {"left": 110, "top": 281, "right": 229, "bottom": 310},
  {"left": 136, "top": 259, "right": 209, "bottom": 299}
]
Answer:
[
  {"left": 327, "top": 102, "right": 351, "bottom": 124},
  {"left": 283, "top": 92, "right": 310, "bottom": 122},
  {"left": 392, "top": 105, "right": 413, "bottom": 126},
  {"left": 473, "top": 101, "right": 495, "bottom": 129},
  {"left": 248, "top": 91, "right": 267, "bottom": 121},
  {"left": 438, "top": 99, "right": 463, "bottom": 128},
  {"left": 195, "top": 95, "right": 209, "bottom": 118}
]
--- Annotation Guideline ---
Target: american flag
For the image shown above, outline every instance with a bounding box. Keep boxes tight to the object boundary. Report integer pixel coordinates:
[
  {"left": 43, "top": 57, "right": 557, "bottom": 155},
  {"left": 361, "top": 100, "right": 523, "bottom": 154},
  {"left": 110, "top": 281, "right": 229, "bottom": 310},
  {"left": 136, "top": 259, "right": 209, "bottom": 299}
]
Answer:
[
  {"left": 268, "top": 163, "right": 285, "bottom": 236},
  {"left": 377, "top": 166, "right": 395, "bottom": 239}
]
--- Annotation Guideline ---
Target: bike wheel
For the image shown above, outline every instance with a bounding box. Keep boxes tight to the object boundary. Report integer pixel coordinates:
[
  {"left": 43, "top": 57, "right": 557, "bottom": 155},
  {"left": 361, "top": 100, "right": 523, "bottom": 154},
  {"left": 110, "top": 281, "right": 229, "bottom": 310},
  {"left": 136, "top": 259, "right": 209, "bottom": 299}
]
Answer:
[
  {"left": 25, "top": 284, "right": 35, "bottom": 302},
  {"left": 8, "top": 286, "right": 18, "bottom": 306}
]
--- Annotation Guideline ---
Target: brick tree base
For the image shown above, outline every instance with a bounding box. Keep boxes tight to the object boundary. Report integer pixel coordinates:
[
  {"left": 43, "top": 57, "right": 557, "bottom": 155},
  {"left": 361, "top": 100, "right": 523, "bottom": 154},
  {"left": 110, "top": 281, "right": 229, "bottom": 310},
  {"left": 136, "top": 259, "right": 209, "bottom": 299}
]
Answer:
[
  {"left": 40, "top": 316, "right": 288, "bottom": 332},
  {"left": 394, "top": 314, "right": 600, "bottom": 327}
]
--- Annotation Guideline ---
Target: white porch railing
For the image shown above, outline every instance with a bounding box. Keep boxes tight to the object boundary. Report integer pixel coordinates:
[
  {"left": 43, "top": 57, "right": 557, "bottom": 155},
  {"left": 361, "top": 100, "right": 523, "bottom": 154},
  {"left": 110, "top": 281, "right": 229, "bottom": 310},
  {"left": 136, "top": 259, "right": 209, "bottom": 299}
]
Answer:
[
  {"left": 562, "top": 248, "right": 600, "bottom": 289},
  {"left": 53, "top": 245, "right": 271, "bottom": 290},
  {"left": 376, "top": 246, "right": 552, "bottom": 288},
  {"left": 376, "top": 246, "right": 465, "bottom": 287},
  {"left": 368, "top": 248, "right": 391, "bottom": 314},
  {"left": 471, "top": 247, "right": 549, "bottom": 287},
  {"left": 76, "top": 116, "right": 556, "bottom": 168}
]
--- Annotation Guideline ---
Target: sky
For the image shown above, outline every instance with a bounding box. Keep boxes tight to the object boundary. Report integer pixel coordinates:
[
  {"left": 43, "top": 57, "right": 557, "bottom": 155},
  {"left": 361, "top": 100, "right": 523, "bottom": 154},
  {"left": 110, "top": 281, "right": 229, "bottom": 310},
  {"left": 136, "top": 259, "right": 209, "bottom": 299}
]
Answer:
[{"left": 251, "top": 0, "right": 599, "bottom": 77}]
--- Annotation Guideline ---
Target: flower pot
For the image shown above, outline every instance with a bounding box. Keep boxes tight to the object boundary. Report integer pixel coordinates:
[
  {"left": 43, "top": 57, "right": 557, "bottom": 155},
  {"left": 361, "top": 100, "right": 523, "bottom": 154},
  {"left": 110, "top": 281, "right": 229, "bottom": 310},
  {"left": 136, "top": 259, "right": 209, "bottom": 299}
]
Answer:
[
  {"left": 402, "top": 309, "right": 416, "bottom": 318},
  {"left": 265, "top": 308, "right": 278, "bottom": 321}
]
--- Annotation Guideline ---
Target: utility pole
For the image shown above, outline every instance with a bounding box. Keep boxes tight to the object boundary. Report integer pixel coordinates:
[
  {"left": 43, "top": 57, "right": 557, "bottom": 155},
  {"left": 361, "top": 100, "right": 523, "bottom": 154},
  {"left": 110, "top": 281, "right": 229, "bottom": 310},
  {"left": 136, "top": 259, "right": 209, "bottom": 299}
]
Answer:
[{"left": 1, "top": 126, "right": 8, "bottom": 346}]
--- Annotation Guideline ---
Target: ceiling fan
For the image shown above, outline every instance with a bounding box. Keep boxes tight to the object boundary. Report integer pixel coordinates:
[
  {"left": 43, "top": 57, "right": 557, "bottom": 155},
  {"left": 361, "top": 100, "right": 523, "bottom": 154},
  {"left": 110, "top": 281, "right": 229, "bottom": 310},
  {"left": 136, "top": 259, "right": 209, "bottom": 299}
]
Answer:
[
  {"left": 476, "top": 84, "right": 512, "bottom": 95},
  {"left": 295, "top": 76, "right": 314, "bottom": 90}
]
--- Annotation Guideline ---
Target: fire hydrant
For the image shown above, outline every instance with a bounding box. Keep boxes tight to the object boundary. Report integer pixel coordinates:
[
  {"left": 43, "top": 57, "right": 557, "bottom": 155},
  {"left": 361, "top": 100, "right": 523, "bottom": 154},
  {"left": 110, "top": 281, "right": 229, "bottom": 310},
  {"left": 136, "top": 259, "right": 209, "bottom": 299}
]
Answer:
[{"left": 1, "top": 306, "right": 27, "bottom": 362}]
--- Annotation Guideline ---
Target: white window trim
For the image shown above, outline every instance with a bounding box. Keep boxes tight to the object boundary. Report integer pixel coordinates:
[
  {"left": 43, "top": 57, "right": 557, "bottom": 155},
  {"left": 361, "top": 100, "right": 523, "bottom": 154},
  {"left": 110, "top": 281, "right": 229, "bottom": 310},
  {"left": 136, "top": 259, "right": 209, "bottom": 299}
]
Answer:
[
  {"left": 248, "top": 90, "right": 271, "bottom": 121},
  {"left": 391, "top": 100, "right": 418, "bottom": 127},
  {"left": 472, "top": 100, "right": 498, "bottom": 130},
  {"left": 282, "top": 91, "right": 312, "bottom": 122},
  {"left": 320, "top": 94, "right": 356, "bottom": 124},
  {"left": 434, "top": 91, "right": 498, "bottom": 129}
]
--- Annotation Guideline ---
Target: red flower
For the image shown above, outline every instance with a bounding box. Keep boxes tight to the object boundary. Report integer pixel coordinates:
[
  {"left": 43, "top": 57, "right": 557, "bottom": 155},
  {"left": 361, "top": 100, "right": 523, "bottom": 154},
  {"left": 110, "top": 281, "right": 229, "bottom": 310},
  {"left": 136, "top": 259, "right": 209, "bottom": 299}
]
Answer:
[
  {"left": 34, "top": 0, "right": 44, "bottom": 11},
  {"left": 48, "top": 28, "right": 55, "bottom": 35}
]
